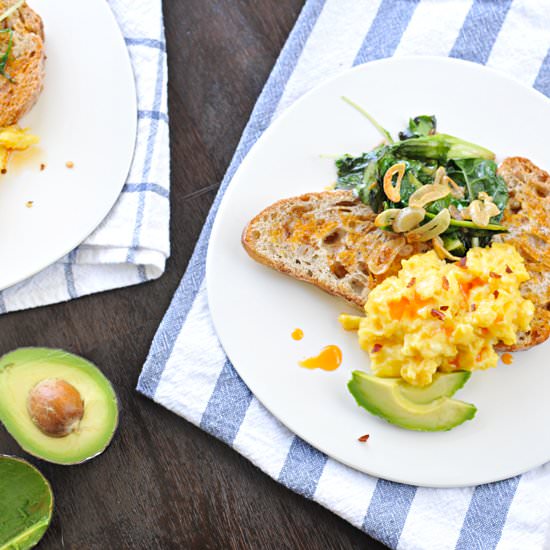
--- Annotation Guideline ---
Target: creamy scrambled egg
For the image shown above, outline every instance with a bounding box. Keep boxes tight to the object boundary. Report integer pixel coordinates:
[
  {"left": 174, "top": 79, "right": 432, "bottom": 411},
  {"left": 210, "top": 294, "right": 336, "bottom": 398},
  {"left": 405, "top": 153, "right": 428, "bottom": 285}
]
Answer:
[{"left": 339, "top": 243, "right": 534, "bottom": 387}]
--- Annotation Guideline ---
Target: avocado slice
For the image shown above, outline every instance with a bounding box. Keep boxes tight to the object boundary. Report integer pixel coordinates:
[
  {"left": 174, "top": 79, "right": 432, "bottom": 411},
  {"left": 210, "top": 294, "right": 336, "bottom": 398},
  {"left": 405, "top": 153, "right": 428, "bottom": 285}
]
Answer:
[
  {"left": 348, "top": 371, "right": 476, "bottom": 431},
  {"left": 0, "top": 348, "right": 119, "bottom": 465},
  {"left": 397, "top": 372, "right": 471, "bottom": 404},
  {"left": 0, "top": 455, "right": 53, "bottom": 550}
]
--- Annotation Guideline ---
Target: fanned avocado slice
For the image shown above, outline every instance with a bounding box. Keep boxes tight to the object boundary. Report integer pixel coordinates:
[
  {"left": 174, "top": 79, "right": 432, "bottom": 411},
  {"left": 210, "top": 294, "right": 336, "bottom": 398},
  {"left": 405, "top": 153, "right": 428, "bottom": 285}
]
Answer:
[
  {"left": 348, "top": 371, "right": 476, "bottom": 431},
  {"left": 0, "top": 348, "right": 119, "bottom": 465},
  {"left": 397, "top": 372, "right": 471, "bottom": 404},
  {"left": 0, "top": 455, "right": 53, "bottom": 550}
]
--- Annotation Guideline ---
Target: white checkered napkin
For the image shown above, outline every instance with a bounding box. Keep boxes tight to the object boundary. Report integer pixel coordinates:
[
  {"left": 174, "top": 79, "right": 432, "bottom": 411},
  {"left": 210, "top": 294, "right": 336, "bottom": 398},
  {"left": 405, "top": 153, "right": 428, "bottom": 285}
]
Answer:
[
  {"left": 138, "top": 1, "right": 550, "bottom": 549},
  {"left": 0, "top": 0, "right": 169, "bottom": 313}
]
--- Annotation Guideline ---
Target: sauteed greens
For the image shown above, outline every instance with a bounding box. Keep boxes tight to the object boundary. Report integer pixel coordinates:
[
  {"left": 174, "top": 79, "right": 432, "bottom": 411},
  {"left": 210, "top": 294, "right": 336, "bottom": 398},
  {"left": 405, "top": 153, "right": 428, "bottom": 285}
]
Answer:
[{"left": 335, "top": 100, "right": 508, "bottom": 257}]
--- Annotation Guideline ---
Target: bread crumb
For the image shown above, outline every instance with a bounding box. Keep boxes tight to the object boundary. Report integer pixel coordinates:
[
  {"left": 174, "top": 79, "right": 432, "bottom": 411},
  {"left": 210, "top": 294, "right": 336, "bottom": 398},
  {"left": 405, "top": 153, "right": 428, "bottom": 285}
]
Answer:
[
  {"left": 1, "top": 169, "right": 6, "bottom": 175},
  {"left": 25, "top": 201, "right": 34, "bottom": 208},
  {"left": 40, "top": 163, "right": 46, "bottom": 171},
  {"left": 65, "top": 161, "right": 74, "bottom": 169}
]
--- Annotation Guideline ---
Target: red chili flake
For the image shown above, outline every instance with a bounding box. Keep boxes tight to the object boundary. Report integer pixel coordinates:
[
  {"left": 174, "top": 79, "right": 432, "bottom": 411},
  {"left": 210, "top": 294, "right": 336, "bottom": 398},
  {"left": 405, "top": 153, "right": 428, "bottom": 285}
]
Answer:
[
  {"left": 371, "top": 344, "right": 382, "bottom": 353},
  {"left": 358, "top": 434, "right": 370, "bottom": 443},
  {"left": 442, "top": 276, "right": 449, "bottom": 290},
  {"left": 493, "top": 290, "right": 499, "bottom": 299},
  {"left": 431, "top": 308, "right": 445, "bottom": 320},
  {"left": 489, "top": 271, "right": 502, "bottom": 279},
  {"left": 471, "top": 303, "right": 477, "bottom": 312},
  {"left": 458, "top": 257, "right": 467, "bottom": 268},
  {"left": 440, "top": 305, "right": 449, "bottom": 311},
  {"left": 407, "top": 277, "right": 416, "bottom": 288},
  {"left": 505, "top": 265, "right": 513, "bottom": 274}
]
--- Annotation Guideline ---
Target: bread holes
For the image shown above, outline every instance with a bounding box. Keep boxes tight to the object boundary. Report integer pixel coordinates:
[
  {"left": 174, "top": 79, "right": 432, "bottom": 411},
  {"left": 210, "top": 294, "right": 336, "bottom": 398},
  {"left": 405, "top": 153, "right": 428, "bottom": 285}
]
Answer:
[
  {"left": 290, "top": 205, "right": 313, "bottom": 217},
  {"left": 330, "top": 261, "right": 348, "bottom": 279},
  {"left": 357, "top": 261, "right": 370, "bottom": 277},
  {"left": 509, "top": 197, "right": 522, "bottom": 213},
  {"left": 322, "top": 229, "right": 344, "bottom": 247},
  {"left": 534, "top": 183, "right": 549, "bottom": 198},
  {"left": 334, "top": 200, "right": 358, "bottom": 207},
  {"left": 349, "top": 277, "right": 365, "bottom": 295}
]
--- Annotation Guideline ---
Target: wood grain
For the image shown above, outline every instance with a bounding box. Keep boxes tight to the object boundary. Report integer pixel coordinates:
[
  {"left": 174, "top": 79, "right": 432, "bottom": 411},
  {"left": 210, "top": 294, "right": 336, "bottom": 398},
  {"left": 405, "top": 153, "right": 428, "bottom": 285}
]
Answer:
[{"left": 0, "top": 1, "right": 387, "bottom": 548}]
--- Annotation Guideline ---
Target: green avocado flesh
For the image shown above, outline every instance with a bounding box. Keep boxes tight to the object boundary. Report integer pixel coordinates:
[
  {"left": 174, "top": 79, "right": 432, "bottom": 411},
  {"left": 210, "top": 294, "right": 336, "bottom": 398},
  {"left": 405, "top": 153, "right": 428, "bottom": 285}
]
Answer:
[
  {"left": 0, "top": 455, "right": 53, "bottom": 550},
  {"left": 348, "top": 371, "right": 476, "bottom": 431},
  {"left": 0, "top": 348, "right": 119, "bottom": 465},
  {"left": 397, "top": 371, "right": 471, "bottom": 404}
]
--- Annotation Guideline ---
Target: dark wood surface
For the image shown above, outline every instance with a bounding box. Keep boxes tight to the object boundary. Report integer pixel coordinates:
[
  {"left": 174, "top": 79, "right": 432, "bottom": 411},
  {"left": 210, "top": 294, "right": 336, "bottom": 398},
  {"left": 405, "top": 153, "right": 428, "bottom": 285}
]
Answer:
[{"left": 0, "top": 1, "right": 386, "bottom": 548}]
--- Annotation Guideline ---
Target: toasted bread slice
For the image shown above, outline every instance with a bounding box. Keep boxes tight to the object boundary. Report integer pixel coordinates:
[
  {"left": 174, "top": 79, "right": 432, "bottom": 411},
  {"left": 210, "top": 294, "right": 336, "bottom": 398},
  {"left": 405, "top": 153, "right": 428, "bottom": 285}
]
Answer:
[
  {"left": 243, "top": 159, "right": 550, "bottom": 351},
  {"left": 0, "top": 0, "right": 45, "bottom": 127},
  {"left": 242, "top": 190, "right": 429, "bottom": 307},
  {"left": 495, "top": 157, "right": 550, "bottom": 351}
]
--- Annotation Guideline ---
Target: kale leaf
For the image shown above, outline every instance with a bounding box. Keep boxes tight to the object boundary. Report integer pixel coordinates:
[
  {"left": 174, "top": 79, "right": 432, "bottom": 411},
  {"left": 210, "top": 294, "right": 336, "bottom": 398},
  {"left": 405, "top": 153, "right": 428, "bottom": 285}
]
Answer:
[
  {"left": 446, "top": 159, "right": 508, "bottom": 221},
  {"left": 398, "top": 115, "right": 437, "bottom": 140}
]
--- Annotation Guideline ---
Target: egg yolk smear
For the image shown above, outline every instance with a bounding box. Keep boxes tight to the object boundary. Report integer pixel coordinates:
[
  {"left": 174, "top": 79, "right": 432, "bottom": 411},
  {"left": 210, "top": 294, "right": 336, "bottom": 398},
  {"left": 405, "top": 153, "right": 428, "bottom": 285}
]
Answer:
[{"left": 339, "top": 243, "right": 534, "bottom": 387}]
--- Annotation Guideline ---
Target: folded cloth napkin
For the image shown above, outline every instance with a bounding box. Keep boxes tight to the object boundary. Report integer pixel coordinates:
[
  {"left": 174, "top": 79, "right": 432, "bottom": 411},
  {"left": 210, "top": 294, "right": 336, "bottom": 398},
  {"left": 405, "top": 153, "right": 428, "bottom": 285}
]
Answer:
[
  {"left": 138, "top": 1, "right": 550, "bottom": 548},
  {"left": 0, "top": 0, "right": 169, "bottom": 313}
]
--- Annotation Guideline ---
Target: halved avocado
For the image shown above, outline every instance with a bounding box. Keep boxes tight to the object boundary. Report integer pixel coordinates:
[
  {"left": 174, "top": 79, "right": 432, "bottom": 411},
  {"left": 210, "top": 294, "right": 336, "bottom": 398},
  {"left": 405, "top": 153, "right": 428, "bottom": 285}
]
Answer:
[
  {"left": 348, "top": 371, "right": 476, "bottom": 431},
  {"left": 0, "top": 348, "right": 119, "bottom": 465},
  {"left": 397, "top": 372, "right": 471, "bottom": 404},
  {"left": 0, "top": 455, "right": 53, "bottom": 550}
]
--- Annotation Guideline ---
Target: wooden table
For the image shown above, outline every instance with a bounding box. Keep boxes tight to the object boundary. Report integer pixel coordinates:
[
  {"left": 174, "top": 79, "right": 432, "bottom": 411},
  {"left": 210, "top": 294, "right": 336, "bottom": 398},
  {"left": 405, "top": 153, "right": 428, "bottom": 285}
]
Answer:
[{"left": 0, "top": 2, "right": 386, "bottom": 548}]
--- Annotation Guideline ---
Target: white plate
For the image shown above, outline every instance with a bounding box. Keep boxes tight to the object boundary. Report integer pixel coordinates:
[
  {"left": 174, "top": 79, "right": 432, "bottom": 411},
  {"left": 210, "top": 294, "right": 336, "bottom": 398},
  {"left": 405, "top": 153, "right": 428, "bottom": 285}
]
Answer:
[
  {"left": 206, "top": 57, "right": 550, "bottom": 488},
  {"left": 0, "top": 0, "right": 136, "bottom": 290}
]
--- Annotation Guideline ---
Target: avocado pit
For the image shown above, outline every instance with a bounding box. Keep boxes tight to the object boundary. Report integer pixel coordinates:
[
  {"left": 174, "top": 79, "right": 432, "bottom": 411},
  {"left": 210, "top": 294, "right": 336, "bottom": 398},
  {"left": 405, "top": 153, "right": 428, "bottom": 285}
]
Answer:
[{"left": 27, "top": 378, "right": 84, "bottom": 437}]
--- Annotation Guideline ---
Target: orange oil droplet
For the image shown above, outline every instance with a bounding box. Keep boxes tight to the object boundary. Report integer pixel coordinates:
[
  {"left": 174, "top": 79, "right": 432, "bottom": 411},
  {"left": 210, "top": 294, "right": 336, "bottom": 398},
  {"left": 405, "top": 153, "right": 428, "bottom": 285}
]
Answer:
[
  {"left": 299, "top": 345, "right": 342, "bottom": 371},
  {"left": 501, "top": 353, "right": 514, "bottom": 365},
  {"left": 291, "top": 328, "right": 304, "bottom": 341}
]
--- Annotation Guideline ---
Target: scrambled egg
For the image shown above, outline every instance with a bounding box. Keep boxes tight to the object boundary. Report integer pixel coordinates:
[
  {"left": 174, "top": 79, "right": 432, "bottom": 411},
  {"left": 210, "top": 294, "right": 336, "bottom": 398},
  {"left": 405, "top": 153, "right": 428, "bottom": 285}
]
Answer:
[
  {"left": 0, "top": 126, "right": 39, "bottom": 172},
  {"left": 339, "top": 243, "right": 534, "bottom": 387}
]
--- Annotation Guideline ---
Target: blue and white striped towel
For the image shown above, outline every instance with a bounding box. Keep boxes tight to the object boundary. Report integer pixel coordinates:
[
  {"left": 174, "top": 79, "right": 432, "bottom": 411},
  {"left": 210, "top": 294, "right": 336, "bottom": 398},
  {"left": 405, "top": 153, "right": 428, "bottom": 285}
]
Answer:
[
  {"left": 138, "top": 1, "right": 550, "bottom": 548},
  {"left": 0, "top": 0, "right": 169, "bottom": 313}
]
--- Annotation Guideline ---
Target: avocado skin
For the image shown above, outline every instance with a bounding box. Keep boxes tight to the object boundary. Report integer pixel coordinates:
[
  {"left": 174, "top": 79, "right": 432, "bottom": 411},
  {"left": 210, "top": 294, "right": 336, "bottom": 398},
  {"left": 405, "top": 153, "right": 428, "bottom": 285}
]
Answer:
[
  {"left": 348, "top": 371, "right": 476, "bottom": 432},
  {"left": 0, "top": 455, "right": 53, "bottom": 550},
  {"left": 398, "top": 371, "right": 471, "bottom": 404},
  {"left": 0, "top": 347, "right": 119, "bottom": 465}
]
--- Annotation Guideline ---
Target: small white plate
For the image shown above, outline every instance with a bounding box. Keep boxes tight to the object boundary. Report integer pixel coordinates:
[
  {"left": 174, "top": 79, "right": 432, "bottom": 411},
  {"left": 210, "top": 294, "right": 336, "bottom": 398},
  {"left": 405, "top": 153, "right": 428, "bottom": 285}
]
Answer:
[
  {"left": 0, "top": 0, "right": 136, "bottom": 290},
  {"left": 207, "top": 57, "right": 550, "bottom": 487}
]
